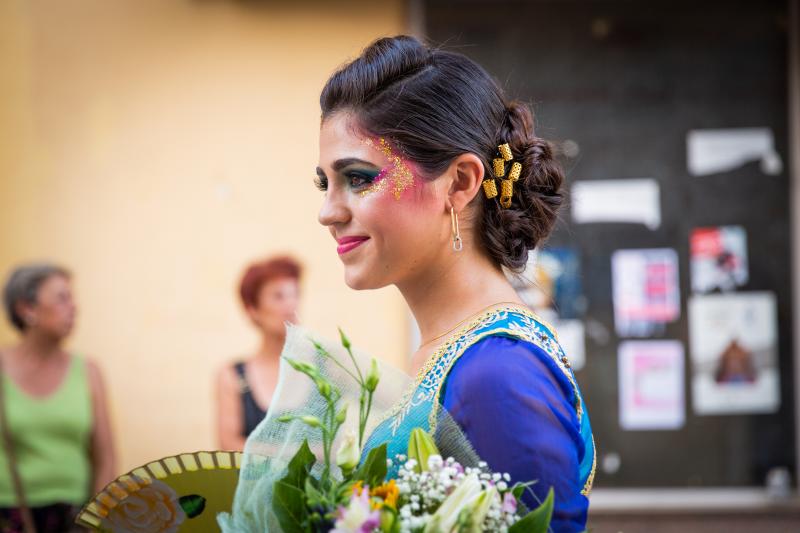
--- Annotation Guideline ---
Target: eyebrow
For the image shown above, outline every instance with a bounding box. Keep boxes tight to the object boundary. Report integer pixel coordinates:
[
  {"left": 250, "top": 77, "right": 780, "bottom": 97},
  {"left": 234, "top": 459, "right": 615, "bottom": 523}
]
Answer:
[{"left": 316, "top": 157, "right": 380, "bottom": 177}]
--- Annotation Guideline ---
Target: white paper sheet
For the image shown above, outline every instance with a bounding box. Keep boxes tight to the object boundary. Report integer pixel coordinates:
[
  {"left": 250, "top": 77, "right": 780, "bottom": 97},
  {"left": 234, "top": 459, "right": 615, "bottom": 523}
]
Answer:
[
  {"left": 571, "top": 179, "right": 661, "bottom": 230},
  {"left": 689, "top": 292, "right": 780, "bottom": 415},
  {"left": 556, "top": 319, "right": 586, "bottom": 371},
  {"left": 687, "top": 128, "right": 783, "bottom": 176},
  {"left": 619, "top": 340, "right": 685, "bottom": 430}
]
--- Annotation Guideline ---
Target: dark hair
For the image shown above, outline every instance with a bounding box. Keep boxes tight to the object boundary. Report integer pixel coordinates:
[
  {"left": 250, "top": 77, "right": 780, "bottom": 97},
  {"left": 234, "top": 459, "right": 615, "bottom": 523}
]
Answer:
[
  {"left": 239, "top": 255, "right": 302, "bottom": 309},
  {"left": 320, "top": 35, "right": 563, "bottom": 271},
  {"left": 3, "top": 262, "right": 71, "bottom": 332}
]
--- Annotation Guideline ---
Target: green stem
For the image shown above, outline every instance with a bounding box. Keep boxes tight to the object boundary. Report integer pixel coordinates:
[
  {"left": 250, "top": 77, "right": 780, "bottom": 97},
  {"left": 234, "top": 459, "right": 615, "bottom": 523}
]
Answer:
[
  {"left": 313, "top": 342, "right": 362, "bottom": 384},
  {"left": 358, "top": 393, "right": 366, "bottom": 450},
  {"left": 344, "top": 344, "right": 365, "bottom": 384}
]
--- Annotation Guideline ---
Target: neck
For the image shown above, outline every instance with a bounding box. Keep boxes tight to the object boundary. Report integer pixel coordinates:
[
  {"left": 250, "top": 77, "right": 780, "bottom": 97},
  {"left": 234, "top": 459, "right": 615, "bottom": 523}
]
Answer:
[
  {"left": 255, "top": 331, "right": 286, "bottom": 360},
  {"left": 15, "top": 330, "right": 64, "bottom": 359},
  {"left": 397, "top": 248, "right": 523, "bottom": 348}
]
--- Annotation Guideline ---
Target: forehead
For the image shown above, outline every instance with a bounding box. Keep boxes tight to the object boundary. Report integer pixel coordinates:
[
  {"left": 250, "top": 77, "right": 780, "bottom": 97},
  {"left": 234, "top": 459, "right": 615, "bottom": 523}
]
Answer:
[
  {"left": 318, "top": 113, "right": 388, "bottom": 169},
  {"left": 37, "top": 274, "right": 71, "bottom": 297},
  {"left": 258, "top": 276, "right": 298, "bottom": 293}
]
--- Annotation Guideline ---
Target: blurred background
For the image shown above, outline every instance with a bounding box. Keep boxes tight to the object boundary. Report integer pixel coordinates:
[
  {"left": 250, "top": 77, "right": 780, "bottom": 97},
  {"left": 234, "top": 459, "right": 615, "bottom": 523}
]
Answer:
[{"left": 1, "top": 0, "right": 798, "bottom": 530}]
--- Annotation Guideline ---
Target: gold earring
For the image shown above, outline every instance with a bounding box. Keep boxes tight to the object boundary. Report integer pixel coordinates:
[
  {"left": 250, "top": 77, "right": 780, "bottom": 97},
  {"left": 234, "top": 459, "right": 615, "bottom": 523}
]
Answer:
[{"left": 450, "top": 207, "right": 463, "bottom": 251}]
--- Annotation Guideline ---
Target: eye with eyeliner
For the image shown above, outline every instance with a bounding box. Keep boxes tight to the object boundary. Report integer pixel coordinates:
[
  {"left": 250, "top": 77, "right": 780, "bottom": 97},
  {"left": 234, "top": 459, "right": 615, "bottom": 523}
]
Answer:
[
  {"left": 344, "top": 167, "right": 381, "bottom": 189},
  {"left": 314, "top": 166, "right": 382, "bottom": 192}
]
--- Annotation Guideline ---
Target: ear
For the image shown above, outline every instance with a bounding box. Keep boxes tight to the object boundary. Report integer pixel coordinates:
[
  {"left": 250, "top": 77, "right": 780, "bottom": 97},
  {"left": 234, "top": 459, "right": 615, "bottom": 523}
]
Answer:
[
  {"left": 15, "top": 300, "right": 37, "bottom": 328},
  {"left": 446, "top": 153, "right": 485, "bottom": 212},
  {"left": 245, "top": 305, "right": 261, "bottom": 326}
]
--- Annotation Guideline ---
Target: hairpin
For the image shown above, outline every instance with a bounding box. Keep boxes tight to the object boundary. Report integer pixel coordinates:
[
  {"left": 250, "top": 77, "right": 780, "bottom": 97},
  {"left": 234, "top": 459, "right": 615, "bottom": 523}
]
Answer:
[{"left": 483, "top": 143, "right": 522, "bottom": 208}]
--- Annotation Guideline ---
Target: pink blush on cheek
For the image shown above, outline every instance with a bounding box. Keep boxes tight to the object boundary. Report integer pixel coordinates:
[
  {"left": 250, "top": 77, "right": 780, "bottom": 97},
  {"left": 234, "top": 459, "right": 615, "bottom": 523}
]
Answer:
[{"left": 361, "top": 137, "right": 421, "bottom": 201}]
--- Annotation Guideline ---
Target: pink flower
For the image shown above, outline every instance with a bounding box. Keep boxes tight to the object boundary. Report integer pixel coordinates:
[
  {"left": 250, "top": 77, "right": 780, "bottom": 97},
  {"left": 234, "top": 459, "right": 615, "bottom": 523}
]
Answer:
[
  {"left": 502, "top": 492, "right": 518, "bottom": 514},
  {"left": 332, "top": 488, "right": 381, "bottom": 533}
]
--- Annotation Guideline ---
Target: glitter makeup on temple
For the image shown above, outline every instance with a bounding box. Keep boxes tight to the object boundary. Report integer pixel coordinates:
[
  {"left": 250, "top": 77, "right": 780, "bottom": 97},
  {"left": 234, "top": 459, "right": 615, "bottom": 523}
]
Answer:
[{"left": 360, "top": 138, "right": 416, "bottom": 199}]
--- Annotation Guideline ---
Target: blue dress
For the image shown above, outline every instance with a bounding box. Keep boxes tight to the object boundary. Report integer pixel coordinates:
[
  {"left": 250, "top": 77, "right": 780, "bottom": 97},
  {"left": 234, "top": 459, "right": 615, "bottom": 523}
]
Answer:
[{"left": 363, "top": 305, "right": 595, "bottom": 532}]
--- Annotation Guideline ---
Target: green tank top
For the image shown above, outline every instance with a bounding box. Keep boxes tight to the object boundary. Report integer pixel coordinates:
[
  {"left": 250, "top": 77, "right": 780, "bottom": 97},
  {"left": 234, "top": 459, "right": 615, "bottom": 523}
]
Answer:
[{"left": 0, "top": 355, "right": 92, "bottom": 506}]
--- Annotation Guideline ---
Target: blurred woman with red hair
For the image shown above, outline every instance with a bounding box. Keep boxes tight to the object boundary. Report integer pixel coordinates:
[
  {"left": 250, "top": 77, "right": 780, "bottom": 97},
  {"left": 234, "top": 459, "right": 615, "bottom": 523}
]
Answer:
[{"left": 215, "top": 256, "right": 302, "bottom": 451}]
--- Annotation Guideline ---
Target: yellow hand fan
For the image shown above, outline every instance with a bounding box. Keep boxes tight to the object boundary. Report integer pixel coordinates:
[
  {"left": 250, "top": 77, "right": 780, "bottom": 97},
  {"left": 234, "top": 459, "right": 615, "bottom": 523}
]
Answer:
[{"left": 76, "top": 451, "right": 241, "bottom": 532}]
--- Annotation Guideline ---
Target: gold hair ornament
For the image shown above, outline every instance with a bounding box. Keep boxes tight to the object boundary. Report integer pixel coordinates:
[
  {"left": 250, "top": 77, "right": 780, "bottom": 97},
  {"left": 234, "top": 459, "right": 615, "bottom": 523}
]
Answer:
[{"left": 483, "top": 143, "right": 522, "bottom": 208}]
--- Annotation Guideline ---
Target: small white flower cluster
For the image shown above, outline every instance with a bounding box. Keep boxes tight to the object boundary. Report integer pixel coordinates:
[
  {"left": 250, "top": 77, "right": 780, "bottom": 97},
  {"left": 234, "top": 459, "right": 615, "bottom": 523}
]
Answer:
[{"left": 392, "top": 455, "right": 520, "bottom": 532}]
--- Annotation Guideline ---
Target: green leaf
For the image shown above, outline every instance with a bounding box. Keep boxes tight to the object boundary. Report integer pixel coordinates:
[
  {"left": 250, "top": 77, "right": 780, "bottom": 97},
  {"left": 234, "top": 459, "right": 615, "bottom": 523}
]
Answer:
[
  {"left": 304, "top": 477, "right": 325, "bottom": 508},
  {"left": 353, "top": 443, "right": 387, "bottom": 488},
  {"left": 272, "top": 481, "right": 307, "bottom": 533},
  {"left": 272, "top": 440, "right": 316, "bottom": 532},
  {"left": 335, "top": 480, "right": 360, "bottom": 504},
  {"left": 509, "top": 487, "right": 554, "bottom": 533},
  {"left": 283, "top": 439, "right": 317, "bottom": 488},
  {"left": 178, "top": 494, "right": 206, "bottom": 519},
  {"left": 511, "top": 481, "right": 536, "bottom": 501},
  {"left": 380, "top": 507, "right": 401, "bottom": 533}
]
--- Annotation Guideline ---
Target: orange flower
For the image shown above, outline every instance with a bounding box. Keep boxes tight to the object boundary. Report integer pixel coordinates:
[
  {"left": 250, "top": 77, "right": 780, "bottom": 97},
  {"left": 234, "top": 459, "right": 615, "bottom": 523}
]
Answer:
[
  {"left": 370, "top": 479, "right": 399, "bottom": 509},
  {"left": 351, "top": 480, "right": 364, "bottom": 496}
]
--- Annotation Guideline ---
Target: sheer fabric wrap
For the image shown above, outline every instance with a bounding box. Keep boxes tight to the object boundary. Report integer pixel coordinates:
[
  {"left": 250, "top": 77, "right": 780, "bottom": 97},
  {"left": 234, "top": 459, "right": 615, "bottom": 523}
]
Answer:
[{"left": 217, "top": 325, "right": 481, "bottom": 532}]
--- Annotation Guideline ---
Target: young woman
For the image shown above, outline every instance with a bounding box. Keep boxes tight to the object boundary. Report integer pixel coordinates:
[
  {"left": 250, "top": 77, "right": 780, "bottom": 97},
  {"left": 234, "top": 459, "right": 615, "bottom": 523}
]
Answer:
[
  {"left": 315, "top": 36, "right": 595, "bottom": 531},
  {"left": 0, "top": 263, "right": 116, "bottom": 532},
  {"left": 216, "top": 256, "right": 302, "bottom": 450}
]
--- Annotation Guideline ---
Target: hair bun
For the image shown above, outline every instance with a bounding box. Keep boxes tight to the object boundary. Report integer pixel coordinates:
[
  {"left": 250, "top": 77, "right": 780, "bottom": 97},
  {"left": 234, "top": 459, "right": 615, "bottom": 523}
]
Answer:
[{"left": 481, "top": 102, "right": 564, "bottom": 271}]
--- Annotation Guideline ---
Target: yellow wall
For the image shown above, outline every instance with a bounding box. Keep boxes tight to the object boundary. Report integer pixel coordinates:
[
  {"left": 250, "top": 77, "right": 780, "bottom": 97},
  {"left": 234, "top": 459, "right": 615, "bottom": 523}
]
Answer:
[{"left": 0, "top": 0, "right": 408, "bottom": 473}]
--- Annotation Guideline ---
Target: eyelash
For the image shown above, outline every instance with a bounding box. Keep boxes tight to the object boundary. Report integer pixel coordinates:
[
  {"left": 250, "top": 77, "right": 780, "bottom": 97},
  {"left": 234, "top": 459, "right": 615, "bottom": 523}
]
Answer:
[{"left": 313, "top": 171, "right": 377, "bottom": 192}]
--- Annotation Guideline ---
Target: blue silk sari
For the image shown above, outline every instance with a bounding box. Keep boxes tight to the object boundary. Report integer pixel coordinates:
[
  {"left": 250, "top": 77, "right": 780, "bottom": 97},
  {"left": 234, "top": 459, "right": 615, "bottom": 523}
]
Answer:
[{"left": 362, "top": 305, "right": 595, "bottom": 532}]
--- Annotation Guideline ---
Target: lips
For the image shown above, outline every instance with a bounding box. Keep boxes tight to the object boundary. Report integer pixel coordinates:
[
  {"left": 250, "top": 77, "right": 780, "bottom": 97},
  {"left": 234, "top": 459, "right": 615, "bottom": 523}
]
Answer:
[{"left": 336, "top": 235, "right": 370, "bottom": 255}]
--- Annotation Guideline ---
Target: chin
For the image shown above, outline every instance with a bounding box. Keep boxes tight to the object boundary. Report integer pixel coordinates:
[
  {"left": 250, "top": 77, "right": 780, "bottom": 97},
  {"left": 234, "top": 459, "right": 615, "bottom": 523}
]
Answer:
[{"left": 343, "top": 268, "right": 388, "bottom": 291}]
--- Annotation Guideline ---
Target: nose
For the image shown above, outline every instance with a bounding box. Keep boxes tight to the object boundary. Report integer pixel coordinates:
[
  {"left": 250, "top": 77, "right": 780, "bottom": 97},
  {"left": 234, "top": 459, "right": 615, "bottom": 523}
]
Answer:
[{"left": 318, "top": 189, "right": 350, "bottom": 228}]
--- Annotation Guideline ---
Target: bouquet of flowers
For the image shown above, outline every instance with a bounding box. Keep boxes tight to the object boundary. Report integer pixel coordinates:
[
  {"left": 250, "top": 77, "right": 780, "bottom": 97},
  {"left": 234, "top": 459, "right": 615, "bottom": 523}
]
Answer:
[{"left": 271, "top": 330, "right": 553, "bottom": 533}]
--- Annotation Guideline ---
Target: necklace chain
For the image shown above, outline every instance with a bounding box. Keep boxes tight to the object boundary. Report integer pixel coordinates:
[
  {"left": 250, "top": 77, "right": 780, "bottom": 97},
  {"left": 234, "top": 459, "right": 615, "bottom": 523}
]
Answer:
[{"left": 418, "top": 301, "right": 524, "bottom": 347}]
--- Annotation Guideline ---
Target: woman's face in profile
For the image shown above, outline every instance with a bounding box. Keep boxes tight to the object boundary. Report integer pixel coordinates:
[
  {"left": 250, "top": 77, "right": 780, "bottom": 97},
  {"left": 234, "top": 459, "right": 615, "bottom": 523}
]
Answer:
[
  {"left": 25, "top": 274, "right": 76, "bottom": 338},
  {"left": 247, "top": 277, "right": 299, "bottom": 336},
  {"left": 316, "top": 113, "right": 449, "bottom": 290}
]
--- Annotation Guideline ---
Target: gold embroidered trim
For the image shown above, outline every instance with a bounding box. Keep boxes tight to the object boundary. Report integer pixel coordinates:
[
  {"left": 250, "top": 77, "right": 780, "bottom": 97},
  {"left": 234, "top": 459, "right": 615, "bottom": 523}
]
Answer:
[
  {"left": 582, "top": 436, "right": 597, "bottom": 496},
  {"left": 377, "top": 304, "right": 565, "bottom": 432}
]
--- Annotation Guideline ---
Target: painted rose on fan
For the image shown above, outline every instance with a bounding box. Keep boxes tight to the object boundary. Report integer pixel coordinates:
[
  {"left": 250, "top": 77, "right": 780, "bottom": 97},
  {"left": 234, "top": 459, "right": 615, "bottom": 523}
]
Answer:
[{"left": 99, "top": 480, "right": 185, "bottom": 533}]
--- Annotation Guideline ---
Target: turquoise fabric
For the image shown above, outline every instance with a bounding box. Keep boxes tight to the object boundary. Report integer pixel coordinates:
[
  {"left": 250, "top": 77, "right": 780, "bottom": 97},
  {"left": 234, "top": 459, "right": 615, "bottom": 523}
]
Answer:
[{"left": 362, "top": 306, "right": 595, "bottom": 530}]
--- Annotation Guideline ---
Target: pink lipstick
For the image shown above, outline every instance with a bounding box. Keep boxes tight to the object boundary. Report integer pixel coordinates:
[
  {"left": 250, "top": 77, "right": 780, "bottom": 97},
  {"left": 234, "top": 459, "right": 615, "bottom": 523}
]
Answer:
[{"left": 336, "top": 235, "right": 369, "bottom": 255}]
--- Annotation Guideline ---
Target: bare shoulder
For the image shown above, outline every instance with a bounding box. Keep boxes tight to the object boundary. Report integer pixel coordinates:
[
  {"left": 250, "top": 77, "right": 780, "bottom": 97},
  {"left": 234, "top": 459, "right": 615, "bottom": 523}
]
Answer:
[
  {"left": 217, "top": 361, "right": 242, "bottom": 390},
  {"left": 81, "top": 357, "right": 105, "bottom": 387}
]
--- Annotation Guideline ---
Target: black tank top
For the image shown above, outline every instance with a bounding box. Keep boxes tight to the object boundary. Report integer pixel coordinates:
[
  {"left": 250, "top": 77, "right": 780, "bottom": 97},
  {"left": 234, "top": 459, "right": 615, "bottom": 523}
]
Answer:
[{"left": 233, "top": 361, "right": 268, "bottom": 437}]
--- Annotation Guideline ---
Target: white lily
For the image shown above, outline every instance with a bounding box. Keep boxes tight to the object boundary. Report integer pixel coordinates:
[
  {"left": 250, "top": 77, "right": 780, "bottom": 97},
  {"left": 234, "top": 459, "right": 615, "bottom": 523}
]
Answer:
[
  {"left": 336, "top": 431, "right": 360, "bottom": 473},
  {"left": 423, "top": 473, "right": 482, "bottom": 533},
  {"left": 459, "top": 485, "right": 498, "bottom": 533}
]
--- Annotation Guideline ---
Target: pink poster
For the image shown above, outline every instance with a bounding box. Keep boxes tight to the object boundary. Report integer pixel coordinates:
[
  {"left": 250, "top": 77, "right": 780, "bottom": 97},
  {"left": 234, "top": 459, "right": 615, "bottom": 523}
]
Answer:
[
  {"left": 612, "top": 249, "right": 681, "bottom": 337},
  {"left": 619, "top": 340, "right": 685, "bottom": 430}
]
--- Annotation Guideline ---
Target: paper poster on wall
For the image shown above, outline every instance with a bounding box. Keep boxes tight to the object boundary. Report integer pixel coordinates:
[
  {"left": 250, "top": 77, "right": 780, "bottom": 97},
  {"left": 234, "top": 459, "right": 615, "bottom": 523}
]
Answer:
[
  {"left": 555, "top": 319, "right": 586, "bottom": 371},
  {"left": 571, "top": 179, "right": 661, "bottom": 229},
  {"left": 689, "top": 292, "right": 780, "bottom": 415},
  {"left": 514, "top": 247, "right": 586, "bottom": 370},
  {"left": 690, "top": 225, "right": 749, "bottom": 293},
  {"left": 619, "top": 340, "right": 685, "bottom": 430},
  {"left": 520, "top": 247, "right": 584, "bottom": 318},
  {"left": 612, "top": 249, "right": 680, "bottom": 337},
  {"left": 687, "top": 128, "right": 783, "bottom": 176}
]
